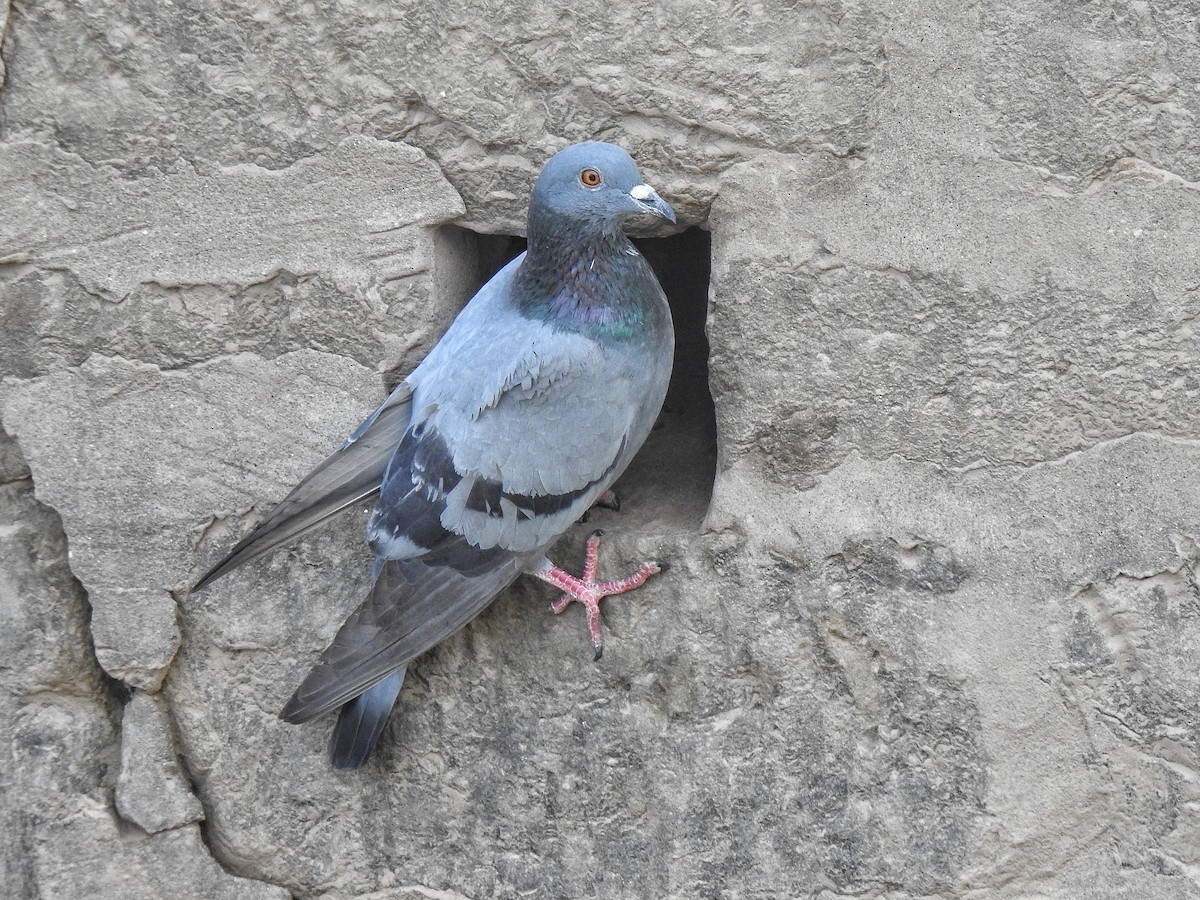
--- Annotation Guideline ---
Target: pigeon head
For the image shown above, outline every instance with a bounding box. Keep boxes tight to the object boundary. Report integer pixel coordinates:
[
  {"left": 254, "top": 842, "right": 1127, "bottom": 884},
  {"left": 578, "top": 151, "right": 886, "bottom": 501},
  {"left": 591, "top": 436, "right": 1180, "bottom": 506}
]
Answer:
[
  {"left": 528, "top": 142, "right": 676, "bottom": 235},
  {"left": 516, "top": 141, "right": 677, "bottom": 334}
]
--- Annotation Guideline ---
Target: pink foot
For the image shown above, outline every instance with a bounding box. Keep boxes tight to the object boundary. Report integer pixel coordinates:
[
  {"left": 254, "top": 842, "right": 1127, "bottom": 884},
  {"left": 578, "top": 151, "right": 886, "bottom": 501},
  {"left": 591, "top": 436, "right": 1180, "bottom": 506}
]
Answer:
[
  {"left": 578, "top": 489, "right": 620, "bottom": 524},
  {"left": 594, "top": 490, "right": 620, "bottom": 512},
  {"left": 534, "top": 530, "right": 667, "bottom": 661}
]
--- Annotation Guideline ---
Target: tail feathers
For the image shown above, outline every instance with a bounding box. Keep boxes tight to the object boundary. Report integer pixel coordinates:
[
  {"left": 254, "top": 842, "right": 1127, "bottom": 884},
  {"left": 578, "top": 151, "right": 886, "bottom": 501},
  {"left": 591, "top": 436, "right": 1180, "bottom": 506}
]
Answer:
[
  {"left": 329, "top": 667, "right": 407, "bottom": 769},
  {"left": 281, "top": 554, "right": 524, "bottom": 723}
]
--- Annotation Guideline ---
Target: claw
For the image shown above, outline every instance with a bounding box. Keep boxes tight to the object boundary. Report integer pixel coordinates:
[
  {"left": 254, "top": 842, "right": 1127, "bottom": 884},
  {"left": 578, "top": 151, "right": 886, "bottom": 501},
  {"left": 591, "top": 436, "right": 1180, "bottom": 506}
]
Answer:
[{"left": 532, "top": 533, "right": 667, "bottom": 658}]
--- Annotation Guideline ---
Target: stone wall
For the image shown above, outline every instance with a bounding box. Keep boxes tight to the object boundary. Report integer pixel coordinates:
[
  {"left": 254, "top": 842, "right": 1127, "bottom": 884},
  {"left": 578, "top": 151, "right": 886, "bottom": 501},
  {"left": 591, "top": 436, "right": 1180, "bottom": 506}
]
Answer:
[{"left": 3, "top": 1, "right": 1199, "bottom": 898}]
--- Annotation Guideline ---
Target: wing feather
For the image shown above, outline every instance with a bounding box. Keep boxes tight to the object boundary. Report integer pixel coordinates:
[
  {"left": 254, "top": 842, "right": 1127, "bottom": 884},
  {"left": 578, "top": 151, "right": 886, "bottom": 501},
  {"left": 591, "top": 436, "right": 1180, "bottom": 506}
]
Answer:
[{"left": 193, "top": 382, "right": 414, "bottom": 590}]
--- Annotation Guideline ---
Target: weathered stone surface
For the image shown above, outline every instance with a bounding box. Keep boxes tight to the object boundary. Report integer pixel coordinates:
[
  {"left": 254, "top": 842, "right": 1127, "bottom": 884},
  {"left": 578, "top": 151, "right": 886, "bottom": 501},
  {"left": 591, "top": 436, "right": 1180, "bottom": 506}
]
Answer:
[
  {"left": 3, "top": 350, "right": 383, "bottom": 690},
  {"left": 115, "top": 691, "right": 205, "bottom": 834},
  {"left": 32, "top": 816, "right": 291, "bottom": 900},
  {"left": 979, "top": 2, "right": 1200, "bottom": 189},
  {"left": 0, "top": 480, "right": 115, "bottom": 900},
  {"left": 0, "top": 471, "right": 287, "bottom": 899},
  {"left": 0, "top": 426, "right": 30, "bottom": 484},
  {"left": 0, "top": 134, "right": 465, "bottom": 384},
  {"left": 0, "top": 135, "right": 462, "bottom": 296},
  {"left": 0, "top": 482, "right": 105, "bottom": 706},
  {"left": 708, "top": 435, "right": 1200, "bottom": 894},
  {"left": 0, "top": 0, "right": 885, "bottom": 231},
  {"left": 3, "top": 0, "right": 1200, "bottom": 897}
]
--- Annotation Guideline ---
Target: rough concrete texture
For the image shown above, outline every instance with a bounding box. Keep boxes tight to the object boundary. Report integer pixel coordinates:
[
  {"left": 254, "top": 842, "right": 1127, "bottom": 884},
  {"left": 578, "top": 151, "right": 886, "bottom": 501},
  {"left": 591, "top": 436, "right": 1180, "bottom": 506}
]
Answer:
[
  {"left": 115, "top": 691, "right": 205, "bottom": 834},
  {"left": 1, "top": 0, "right": 1198, "bottom": 898}
]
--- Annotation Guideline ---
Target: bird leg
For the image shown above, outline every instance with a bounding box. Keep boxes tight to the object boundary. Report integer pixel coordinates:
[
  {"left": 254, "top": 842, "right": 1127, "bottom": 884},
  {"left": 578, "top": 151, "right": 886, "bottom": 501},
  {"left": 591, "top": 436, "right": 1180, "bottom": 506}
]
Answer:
[{"left": 532, "top": 529, "right": 666, "bottom": 661}]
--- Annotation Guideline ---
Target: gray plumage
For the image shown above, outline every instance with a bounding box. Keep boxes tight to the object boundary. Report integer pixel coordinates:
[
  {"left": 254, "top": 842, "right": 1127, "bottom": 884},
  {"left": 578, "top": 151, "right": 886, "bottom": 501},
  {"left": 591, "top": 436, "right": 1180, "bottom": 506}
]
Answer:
[{"left": 194, "top": 141, "right": 676, "bottom": 768}]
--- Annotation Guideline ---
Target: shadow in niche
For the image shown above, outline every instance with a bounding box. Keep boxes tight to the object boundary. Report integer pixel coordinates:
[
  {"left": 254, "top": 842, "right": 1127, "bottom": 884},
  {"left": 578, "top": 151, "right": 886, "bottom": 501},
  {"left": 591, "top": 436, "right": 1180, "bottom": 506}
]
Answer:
[{"left": 433, "top": 224, "right": 717, "bottom": 531}]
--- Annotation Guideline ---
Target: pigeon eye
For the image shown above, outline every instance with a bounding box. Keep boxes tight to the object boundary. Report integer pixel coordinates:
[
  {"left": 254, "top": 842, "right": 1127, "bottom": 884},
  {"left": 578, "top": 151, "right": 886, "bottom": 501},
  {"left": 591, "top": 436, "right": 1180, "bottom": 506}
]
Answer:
[{"left": 580, "top": 168, "right": 602, "bottom": 188}]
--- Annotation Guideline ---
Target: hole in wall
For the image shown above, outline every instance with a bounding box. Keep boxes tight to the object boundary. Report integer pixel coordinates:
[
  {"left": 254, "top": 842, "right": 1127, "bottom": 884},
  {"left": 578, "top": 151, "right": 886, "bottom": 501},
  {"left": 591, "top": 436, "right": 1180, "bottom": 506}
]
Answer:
[
  {"left": 432, "top": 226, "right": 529, "bottom": 316},
  {"left": 623, "top": 228, "right": 717, "bottom": 531},
  {"left": 431, "top": 224, "right": 717, "bottom": 531}
]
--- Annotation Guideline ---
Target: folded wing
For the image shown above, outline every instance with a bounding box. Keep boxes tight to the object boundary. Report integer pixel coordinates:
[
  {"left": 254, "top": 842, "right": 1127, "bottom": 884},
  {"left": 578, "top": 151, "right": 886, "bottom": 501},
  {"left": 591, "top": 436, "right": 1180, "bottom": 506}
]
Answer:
[
  {"left": 193, "top": 382, "right": 414, "bottom": 590},
  {"left": 283, "top": 328, "right": 641, "bottom": 720}
]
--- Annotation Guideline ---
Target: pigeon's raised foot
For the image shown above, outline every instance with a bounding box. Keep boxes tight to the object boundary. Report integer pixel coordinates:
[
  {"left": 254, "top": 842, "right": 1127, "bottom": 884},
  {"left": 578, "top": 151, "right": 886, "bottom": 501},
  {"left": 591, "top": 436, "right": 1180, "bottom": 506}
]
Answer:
[
  {"left": 578, "top": 489, "right": 621, "bottom": 524},
  {"left": 533, "top": 529, "right": 666, "bottom": 661},
  {"left": 594, "top": 490, "right": 621, "bottom": 512}
]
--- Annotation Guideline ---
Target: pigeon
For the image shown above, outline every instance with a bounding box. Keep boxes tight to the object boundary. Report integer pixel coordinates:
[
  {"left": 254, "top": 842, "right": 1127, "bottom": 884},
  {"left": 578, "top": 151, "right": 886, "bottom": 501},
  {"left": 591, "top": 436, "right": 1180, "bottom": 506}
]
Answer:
[{"left": 194, "top": 141, "right": 677, "bottom": 768}]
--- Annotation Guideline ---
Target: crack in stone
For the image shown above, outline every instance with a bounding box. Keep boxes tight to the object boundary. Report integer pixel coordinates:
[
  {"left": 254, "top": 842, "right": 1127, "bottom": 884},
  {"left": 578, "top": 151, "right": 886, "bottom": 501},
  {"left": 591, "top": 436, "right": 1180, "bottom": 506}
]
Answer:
[
  {"left": 947, "top": 431, "right": 1200, "bottom": 475},
  {"left": 0, "top": 0, "right": 11, "bottom": 90},
  {"left": 163, "top": 699, "right": 298, "bottom": 897},
  {"left": 3, "top": 432, "right": 289, "bottom": 897},
  {"left": 1085, "top": 156, "right": 1200, "bottom": 195}
]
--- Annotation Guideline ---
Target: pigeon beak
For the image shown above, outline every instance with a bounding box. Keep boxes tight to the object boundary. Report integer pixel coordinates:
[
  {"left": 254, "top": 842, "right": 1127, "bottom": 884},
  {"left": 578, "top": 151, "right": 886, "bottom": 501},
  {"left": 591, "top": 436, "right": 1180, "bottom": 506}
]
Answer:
[{"left": 629, "top": 184, "right": 677, "bottom": 224}]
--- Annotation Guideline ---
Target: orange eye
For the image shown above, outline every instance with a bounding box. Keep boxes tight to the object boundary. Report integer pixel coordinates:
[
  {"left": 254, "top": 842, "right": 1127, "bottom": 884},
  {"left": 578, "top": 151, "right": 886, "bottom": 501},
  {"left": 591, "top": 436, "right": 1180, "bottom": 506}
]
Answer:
[{"left": 580, "top": 167, "right": 602, "bottom": 188}]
